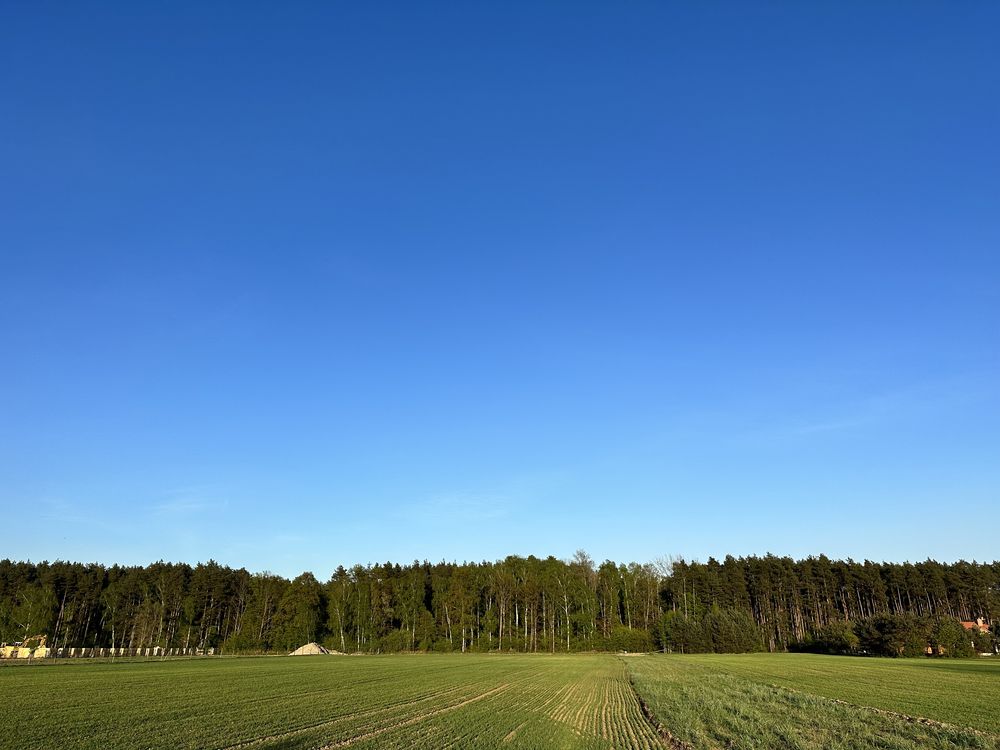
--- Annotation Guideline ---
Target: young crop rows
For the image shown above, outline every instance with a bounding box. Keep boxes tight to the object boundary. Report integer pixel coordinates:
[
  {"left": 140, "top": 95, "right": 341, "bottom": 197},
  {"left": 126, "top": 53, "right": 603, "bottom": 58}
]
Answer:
[
  {"left": 3, "top": 653, "right": 999, "bottom": 749},
  {"left": 2, "top": 655, "right": 659, "bottom": 750}
]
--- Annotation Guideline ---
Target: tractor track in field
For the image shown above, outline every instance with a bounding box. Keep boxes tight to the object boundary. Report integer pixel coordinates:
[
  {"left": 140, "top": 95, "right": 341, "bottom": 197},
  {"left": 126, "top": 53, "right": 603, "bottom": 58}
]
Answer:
[
  {"left": 772, "top": 684, "right": 1000, "bottom": 742},
  {"left": 317, "top": 683, "right": 512, "bottom": 749},
  {"left": 212, "top": 681, "right": 474, "bottom": 750},
  {"left": 623, "top": 670, "right": 694, "bottom": 750},
  {"left": 500, "top": 719, "right": 528, "bottom": 744},
  {"left": 214, "top": 682, "right": 512, "bottom": 750}
]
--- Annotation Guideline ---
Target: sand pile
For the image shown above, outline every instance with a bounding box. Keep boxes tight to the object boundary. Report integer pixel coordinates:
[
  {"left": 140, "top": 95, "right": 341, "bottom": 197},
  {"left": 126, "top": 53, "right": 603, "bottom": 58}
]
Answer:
[{"left": 289, "top": 642, "right": 342, "bottom": 656}]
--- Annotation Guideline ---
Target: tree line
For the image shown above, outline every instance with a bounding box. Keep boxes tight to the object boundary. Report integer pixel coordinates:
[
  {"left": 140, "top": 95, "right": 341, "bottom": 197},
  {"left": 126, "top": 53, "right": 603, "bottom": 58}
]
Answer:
[{"left": 1, "top": 554, "right": 997, "bottom": 656}]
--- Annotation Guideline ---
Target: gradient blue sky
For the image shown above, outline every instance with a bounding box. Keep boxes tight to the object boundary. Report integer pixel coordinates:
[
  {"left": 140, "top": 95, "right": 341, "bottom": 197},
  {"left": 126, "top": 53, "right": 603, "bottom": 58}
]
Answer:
[{"left": 2, "top": 2, "right": 998, "bottom": 578}]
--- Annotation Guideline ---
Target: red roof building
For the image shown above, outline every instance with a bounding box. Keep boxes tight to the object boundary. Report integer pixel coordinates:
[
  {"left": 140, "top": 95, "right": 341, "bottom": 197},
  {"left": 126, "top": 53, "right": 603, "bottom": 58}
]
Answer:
[{"left": 960, "top": 617, "right": 990, "bottom": 634}]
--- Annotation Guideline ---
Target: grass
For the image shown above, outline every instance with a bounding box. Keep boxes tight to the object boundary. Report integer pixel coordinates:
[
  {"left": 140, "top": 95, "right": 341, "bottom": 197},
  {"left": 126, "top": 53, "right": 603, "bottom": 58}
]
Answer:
[
  {"left": 3, "top": 653, "right": 997, "bottom": 749},
  {"left": 656, "top": 653, "right": 1000, "bottom": 733},
  {"left": 1, "top": 654, "right": 660, "bottom": 750},
  {"left": 625, "top": 653, "right": 1000, "bottom": 750}
]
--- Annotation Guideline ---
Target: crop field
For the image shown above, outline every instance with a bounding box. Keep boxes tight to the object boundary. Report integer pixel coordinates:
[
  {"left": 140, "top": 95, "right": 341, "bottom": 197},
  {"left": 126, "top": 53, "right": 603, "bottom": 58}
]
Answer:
[
  {"left": 627, "top": 653, "right": 1000, "bottom": 750},
  {"left": 1, "top": 654, "right": 661, "bottom": 750},
  {"left": 645, "top": 653, "right": 1000, "bottom": 734},
  {"left": 3, "top": 653, "right": 998, "bottom": 750}
]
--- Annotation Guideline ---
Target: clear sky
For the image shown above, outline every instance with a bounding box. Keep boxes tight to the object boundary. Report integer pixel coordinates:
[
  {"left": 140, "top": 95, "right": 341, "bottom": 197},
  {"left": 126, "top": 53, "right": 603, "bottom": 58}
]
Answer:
[{"left": 2, "top": 2, "right": 998, "bottom": 578}]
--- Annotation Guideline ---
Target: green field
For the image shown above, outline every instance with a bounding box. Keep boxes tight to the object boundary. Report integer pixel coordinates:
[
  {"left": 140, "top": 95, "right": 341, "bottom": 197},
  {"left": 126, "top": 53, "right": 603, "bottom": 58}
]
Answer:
[
  {"left": 1, "top": 654, "right": 660, "bottom": 750},
  {"left": 2, "top": 654, "right": 998, "bottom": 749},
  {"left": 642, "top": 653, "right": 1000, "bottom": 734},
  {"left": 628, "top": 654, "right": 1000, "bottom": 750}
]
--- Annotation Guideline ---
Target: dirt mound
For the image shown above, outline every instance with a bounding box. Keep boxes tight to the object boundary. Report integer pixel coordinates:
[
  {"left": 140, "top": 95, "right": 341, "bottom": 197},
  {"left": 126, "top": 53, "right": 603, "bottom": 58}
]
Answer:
[{"left": 289, "top": 642, "right": 342, "bottom": 656}]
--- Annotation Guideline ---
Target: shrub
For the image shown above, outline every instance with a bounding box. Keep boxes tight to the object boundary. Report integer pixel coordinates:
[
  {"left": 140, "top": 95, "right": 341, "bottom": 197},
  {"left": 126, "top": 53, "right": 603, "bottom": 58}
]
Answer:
[
  {"left": 930, "top": 618, "right": 975, "bottom": 658},
  {"left": 813, "top": 621, "right": 860, "bottom": 655},
  {"left": 609, "top": 625, "right": 654, "bottom": 653},
  {"left": 856, "top": 614, "right": 930, "bottom": 657}
]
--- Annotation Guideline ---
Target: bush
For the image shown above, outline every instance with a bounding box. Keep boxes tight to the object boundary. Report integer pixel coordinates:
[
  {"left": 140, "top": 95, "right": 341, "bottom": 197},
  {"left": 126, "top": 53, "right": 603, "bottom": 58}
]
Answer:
[
  {"left": 609, "top": 626, "right": 653, "bottom": 653},
  {"left": 972, "top": 629, "right": 993, "bottom": 654},
  {"left": 705, "top": 606, "right": 763, "bottom": 653},
  {"left": 376, "top": 628, "right": 410, "bottom": 653},
  {"left": 856, "top": 614, "right": 930, "bottom": 657},
  {"left": 930, "top": 618, "right": 975, "bottom": 658},
  {"left": 656, "top": 611, "right": 709, "bottom": 653},
  {"left": 809, "top": 621, "right": 860, "bottom": 655},
  {"left": 220, "top": 631, "right": 262, "bottom": 654}
]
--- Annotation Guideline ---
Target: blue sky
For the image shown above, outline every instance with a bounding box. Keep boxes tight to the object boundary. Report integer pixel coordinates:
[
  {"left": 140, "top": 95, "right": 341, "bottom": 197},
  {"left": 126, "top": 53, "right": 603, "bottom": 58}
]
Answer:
[{"left": 2, "top": 2, "right": 998, "bottom": 577}]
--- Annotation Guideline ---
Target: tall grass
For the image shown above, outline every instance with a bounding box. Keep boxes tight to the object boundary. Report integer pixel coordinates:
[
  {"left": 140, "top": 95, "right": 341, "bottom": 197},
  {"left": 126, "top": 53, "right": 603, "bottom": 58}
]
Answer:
[{"left": 627, "top": 655, "right": 1000, "bottom": 750}]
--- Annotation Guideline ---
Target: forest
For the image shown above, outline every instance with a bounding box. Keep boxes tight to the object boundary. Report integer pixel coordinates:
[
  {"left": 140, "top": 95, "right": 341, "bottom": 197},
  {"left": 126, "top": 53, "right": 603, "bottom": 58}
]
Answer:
[{"left": 1, "top": 554, "right": 997, "bottom": 657}]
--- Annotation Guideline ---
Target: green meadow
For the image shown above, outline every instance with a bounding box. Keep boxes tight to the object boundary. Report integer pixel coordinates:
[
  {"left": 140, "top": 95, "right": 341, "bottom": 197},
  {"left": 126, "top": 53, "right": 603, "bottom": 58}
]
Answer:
[
  {"left": 3, "top": 653, "right": 997, "bottom": 749},
  {"left": 628, "top": 653, "right": 1000, "bottom": 749}
]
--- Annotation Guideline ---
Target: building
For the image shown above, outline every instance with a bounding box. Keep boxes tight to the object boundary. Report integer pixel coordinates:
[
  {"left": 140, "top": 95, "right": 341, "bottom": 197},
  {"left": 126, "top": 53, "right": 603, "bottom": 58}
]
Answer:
[{"left": 960, "top": 617, "right": 990, "bottom": 634}]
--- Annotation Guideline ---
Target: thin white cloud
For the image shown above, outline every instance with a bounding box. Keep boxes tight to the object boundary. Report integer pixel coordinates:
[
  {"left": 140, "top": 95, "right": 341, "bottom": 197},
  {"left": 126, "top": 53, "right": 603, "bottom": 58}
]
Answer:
[
  {"left": 781, "top": 373, "right": 995, "bottom": 438},
  {"left": 394, "top": 472, "right": 568, "bottom": 525},
  {"left": 153, "top": 486, "right": 228, "bottom": 516},
  {"left": 398, "top": 491, "right": 513, "bottom": 522}
]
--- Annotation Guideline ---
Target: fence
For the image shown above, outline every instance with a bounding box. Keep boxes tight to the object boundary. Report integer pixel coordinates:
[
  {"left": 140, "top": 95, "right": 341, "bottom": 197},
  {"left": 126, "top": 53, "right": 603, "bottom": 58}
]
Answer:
[{"left": 1, "top": 646, "right": 216, "bottom": 659}]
